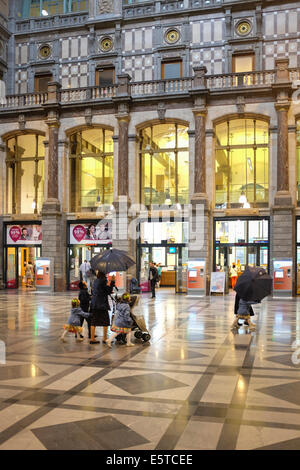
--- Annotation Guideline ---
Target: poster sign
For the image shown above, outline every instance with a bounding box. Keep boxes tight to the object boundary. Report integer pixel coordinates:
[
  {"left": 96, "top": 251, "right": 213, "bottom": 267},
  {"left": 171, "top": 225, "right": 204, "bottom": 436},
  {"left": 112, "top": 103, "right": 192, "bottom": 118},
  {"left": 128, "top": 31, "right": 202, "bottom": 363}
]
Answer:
[
  {"left": 210, "top": 272, "right": 226, "bottom": 294},
  {"left": 69, "top": 221, "right": 112, "bottom": 245},
  {"left": 7, "top": 224, "right": 42, "bottom": 245}
]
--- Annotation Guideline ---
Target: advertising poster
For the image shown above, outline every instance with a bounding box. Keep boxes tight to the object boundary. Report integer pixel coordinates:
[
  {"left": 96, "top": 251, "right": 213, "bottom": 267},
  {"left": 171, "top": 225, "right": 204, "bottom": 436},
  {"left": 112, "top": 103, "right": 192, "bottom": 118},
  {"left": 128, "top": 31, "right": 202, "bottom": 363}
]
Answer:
[
  {"left": 7, "top": 225, "right": 42, "bottom": 245},
  {"left": 70, "top": 221, "right": 112, "bottom": 245},
  {"left": 210, "top": 272, "right": 226, "bottom": 294}
]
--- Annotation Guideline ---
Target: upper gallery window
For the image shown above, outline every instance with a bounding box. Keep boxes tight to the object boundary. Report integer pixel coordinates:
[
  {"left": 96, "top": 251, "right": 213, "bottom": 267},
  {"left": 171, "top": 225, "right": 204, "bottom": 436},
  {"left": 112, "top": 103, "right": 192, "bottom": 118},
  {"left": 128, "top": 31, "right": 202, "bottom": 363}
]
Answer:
[
  {"left": 215, "top": 118, "right": 269, "bottom": 209},
  {"left": 17, "top": 0, "right": 89, "bottom": 18},
  {"left": 69, "top": 128, "right": 114, "bottom": 212},
  {"left": 6, "top": 134, "right": 45, "bottom": 215},
  {"left": 140, "top": 123, "right": 189, "bottom": 207},
  {"left": 297, "top": 120, "right": 300, "bottom": 204}
]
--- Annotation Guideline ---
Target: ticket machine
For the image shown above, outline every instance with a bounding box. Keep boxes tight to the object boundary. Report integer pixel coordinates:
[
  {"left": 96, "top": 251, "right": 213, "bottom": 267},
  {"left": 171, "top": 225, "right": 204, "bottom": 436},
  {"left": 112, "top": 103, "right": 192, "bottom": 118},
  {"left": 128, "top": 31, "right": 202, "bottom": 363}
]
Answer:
[
  {"left": 273, "top": 259, "right": 292, "bottom": 297},
  {"left": 187, "top": 259, "right": 206, "bottom": 296},
  {"left": 35, "top": 258, "right": 53, "bottom": 292}
]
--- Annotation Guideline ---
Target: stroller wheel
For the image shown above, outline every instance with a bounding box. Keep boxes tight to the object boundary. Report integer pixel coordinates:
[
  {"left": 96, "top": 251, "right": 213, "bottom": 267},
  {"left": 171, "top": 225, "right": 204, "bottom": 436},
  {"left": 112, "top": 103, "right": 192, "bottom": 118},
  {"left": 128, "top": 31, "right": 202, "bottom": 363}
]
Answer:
[
  {"left": 142, "top": 333, "right": 151, "bottom": 342},
  {"left": 134, "top": 330, "right": 143, "bottom": 339}
]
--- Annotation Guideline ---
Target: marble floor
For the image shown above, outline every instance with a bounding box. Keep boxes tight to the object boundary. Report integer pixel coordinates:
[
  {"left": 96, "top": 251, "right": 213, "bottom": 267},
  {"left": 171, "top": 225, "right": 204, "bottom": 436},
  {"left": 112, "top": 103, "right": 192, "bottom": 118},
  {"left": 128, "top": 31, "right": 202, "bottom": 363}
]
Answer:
[{"left": 0, "top": 289, "right": 299, "bottom": 450}]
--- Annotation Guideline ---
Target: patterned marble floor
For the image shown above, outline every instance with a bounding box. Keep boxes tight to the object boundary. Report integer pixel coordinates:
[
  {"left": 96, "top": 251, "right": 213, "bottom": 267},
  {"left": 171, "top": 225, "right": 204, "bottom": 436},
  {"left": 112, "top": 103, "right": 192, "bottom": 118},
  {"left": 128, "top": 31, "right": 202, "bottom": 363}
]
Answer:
[{"left": 0, "top": 289, "right": 299, "bottom": 450}]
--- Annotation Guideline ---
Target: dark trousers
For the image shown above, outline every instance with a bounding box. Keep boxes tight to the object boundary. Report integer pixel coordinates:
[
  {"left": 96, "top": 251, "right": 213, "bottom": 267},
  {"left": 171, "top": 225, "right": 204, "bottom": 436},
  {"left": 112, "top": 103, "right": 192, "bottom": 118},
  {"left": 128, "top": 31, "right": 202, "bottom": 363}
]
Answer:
[
  {"left": 150, "top": 279, "right": 156, "bottom": 298},
  {"left": 79, "top": 317, "right": 91, "bottom": 338}
]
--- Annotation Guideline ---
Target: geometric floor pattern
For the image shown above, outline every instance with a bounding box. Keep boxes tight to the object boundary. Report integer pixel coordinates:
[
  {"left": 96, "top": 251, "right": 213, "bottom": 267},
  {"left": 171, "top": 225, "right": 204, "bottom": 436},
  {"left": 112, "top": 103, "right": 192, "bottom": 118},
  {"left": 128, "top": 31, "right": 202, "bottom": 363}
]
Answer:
[{"left": 0, "top": 289, "right": 300, "bottom": 449}]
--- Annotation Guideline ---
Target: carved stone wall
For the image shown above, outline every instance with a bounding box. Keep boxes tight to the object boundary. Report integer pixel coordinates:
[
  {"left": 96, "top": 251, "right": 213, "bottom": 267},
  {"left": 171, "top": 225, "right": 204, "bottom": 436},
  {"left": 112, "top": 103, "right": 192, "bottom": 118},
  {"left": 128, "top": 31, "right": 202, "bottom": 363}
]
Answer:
[{"left": 97, "top": 0, "right": 114, "bottom": 15}]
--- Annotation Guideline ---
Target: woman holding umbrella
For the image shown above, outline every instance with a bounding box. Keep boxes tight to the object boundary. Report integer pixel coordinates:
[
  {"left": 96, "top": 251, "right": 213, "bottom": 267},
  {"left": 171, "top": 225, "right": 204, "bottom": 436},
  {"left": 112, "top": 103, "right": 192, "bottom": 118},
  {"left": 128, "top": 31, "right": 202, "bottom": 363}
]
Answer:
[{"left": 89, "top": 271, "right": 113, "bottom": 344}]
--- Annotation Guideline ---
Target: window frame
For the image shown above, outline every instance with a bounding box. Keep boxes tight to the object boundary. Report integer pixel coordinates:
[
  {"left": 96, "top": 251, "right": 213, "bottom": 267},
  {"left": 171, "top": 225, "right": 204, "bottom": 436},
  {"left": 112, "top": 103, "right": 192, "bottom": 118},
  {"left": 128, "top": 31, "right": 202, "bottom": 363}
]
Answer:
[
  {"left": 5, "top": 133, "right": 45, "bottom": 215},
  {"left": 69, "top": 127, "right": 114, "bottom": 213},
  {"left": 139, "top": 123, "right": 189, "bottom": 207},
  {"left": 215, "top": 118, "right": 269, "bottom": 209},
  {"left": 161, "top": 60, "right": 183, "bottom": 80}
]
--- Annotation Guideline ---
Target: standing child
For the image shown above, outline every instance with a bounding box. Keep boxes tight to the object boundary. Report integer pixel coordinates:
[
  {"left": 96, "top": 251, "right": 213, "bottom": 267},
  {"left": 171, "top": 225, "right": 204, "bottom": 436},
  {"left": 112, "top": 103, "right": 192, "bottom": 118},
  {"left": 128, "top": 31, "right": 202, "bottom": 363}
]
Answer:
[
  {"left": 106, "top": 293, "right": 134, "bottom": 348},
  {"left": 78, "top": 281, "right": 91, "bottom": 339},
  {"left": 60, "top": 299, "right": 90, "bottom": 342}
]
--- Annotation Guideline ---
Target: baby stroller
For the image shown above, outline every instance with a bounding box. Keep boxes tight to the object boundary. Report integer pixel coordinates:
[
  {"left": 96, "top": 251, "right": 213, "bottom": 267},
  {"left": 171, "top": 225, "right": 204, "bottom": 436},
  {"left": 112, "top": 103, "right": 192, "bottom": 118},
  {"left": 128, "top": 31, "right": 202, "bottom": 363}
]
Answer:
[{"left": 115, "top": 295, "right": 151, "bottom": 344}]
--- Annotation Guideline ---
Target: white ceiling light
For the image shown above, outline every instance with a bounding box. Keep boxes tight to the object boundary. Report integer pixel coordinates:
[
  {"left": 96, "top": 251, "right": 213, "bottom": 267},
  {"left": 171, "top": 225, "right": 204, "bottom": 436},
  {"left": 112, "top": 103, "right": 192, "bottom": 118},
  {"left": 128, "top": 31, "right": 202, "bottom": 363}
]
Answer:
[{"left": 41, "top": 10, "right": 49, "bottom": 16}]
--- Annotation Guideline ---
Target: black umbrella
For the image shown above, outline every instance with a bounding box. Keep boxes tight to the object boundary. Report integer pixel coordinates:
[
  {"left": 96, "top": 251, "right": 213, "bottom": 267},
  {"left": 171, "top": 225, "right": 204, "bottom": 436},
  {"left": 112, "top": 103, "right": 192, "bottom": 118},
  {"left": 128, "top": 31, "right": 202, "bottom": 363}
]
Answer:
[
  {"left": 234, "top": 266, "right": 272, "bottom": 302},
  {"left": 90, "top": 248, "right": 135, "bottom": 274}
]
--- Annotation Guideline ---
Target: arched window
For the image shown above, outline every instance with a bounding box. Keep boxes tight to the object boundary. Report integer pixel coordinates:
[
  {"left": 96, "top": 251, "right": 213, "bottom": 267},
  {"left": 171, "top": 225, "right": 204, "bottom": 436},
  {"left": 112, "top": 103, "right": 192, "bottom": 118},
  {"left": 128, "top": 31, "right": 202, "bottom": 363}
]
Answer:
[
  {"left": 215, "top": 118, "right": 269, "bottom": 208},
  {"left": 69, "top": 128, "right": 114, "bottom": 212},
  {"left": 6, "top": 134, "right": 45, "bottom": 214},
  {"left": 139, "top": 123, "right": 189, "bottom": 206}
]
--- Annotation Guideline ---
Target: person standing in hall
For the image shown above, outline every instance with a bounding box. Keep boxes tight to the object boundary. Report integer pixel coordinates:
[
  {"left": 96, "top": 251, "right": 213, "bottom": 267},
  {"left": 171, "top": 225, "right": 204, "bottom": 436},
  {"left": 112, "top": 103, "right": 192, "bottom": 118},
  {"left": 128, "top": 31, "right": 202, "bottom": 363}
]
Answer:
[
  {"left": 78, "top": 281, "right": 91, "bottom": 339},
  {"left": 89, "top": 271, "right": 113, "bottom": 344},
  {"left": 230, "top": 263, "right": 238, "bottom": 290},
  {"left": 149, "top": 262, "right": 159, "bottom": 299},
  {"left": 79, "top": 259, "right": 91, "bottom": 290}
]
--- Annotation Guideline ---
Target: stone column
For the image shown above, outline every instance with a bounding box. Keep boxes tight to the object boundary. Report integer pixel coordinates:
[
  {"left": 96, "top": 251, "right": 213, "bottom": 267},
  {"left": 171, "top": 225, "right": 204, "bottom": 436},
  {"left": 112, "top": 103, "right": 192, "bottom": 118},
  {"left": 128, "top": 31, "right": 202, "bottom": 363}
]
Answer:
[
  {"left": 117, "top": 114, "right": 130, "bottom": 197},
  {"left": 41, "top": 82, "right": 66, "bottom": 291},
  {"left": 112, "top": 76, "right": 135, "bottom": 288},
  {"left": 189, "top": 68, "right": 211, "bottom": 294},
  {"left": 271, "top": 59, "right": 295, "bottom": 295}
]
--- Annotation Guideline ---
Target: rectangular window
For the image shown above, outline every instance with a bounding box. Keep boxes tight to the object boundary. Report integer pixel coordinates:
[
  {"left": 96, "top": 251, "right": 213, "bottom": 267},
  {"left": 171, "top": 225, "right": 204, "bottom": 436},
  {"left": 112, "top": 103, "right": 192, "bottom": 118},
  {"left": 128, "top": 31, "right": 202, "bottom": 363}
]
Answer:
[
  {"left": 233, "top": 54, "right": 254, "bottom": 73},
  {"left": 162, "top": 61, "right": 182, "bottom": 80},
  {"left": 34, "top": 74, "right": 53, "bottom": 93},
  {"left": 17, "top": 0, "right": 89, "bottom": 18},
  {"left": 96, "top": 68, "right": 115, "bottom": 88}
]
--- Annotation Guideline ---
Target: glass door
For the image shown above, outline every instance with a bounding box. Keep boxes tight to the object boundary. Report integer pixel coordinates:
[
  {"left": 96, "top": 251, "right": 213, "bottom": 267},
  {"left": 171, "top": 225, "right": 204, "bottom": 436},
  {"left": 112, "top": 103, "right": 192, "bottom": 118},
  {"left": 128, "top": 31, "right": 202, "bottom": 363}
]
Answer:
[
  {"left": 139, "top": 247, "right": 151, "bottom": 292},
  {"left": 6, "top": 247, "right": 17, "bottom": 288}
]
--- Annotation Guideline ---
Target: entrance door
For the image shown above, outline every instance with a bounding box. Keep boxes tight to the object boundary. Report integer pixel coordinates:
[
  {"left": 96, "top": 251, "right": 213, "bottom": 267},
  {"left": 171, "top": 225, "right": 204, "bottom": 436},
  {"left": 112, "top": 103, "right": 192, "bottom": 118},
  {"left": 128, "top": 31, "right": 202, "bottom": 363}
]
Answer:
[
  {"left": 6, "top": 246, "right": 41, "bottom": 289},
  {"left": 68, "top": 245, "right": 109, "bottom": 289}
]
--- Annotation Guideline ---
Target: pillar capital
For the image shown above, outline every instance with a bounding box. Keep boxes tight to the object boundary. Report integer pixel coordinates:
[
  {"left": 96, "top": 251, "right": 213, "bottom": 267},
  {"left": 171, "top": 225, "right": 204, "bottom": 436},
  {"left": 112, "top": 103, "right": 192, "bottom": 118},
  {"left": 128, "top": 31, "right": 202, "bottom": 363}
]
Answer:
[{"left": 275, "top": 101, "right": 291, "bottom": 113}]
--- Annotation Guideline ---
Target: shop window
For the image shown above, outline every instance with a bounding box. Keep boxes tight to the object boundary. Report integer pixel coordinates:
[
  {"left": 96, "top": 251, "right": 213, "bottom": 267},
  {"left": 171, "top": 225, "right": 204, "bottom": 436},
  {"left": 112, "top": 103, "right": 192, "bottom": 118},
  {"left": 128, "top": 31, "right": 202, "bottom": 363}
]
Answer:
[
  {"left": 96, "top": 68, "right": 115, "bottom": 88},
  {"left": 6, "top": 134, "right": 45, "bottom": 215},
  {"left": 34, "top": 74, "right": 53, "bottom": 93},
  {"left": 215, "top": 118, "right": 269, "bottom": 209},
  {"left": 17, "top": 0, "right": 89, "bottom": 18},
  {"left": 162, "top": 60, "right": 182, "bottom": 80},
  {"left": 139, "top": 123, "right": 189, "bottom": 207},
  {"left": 69, "top": 127, "right": 114, "bottom": 212}
]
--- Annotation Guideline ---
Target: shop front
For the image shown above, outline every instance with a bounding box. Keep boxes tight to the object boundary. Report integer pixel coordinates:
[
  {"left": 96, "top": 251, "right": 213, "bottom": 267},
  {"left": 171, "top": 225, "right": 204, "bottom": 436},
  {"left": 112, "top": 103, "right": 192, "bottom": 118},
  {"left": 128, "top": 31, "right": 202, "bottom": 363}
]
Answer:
[
  {"left": 214, "top": 217, "right": 270, "bottom": 288},
  {"left": 4, "top": 222, "right": 42, "bottom": 289},
  {"left": 67, "top": 220, "right": 112, "bottom": 290},
  {"left": 137, "top": 219, "right": 188, "bottom": 293}
]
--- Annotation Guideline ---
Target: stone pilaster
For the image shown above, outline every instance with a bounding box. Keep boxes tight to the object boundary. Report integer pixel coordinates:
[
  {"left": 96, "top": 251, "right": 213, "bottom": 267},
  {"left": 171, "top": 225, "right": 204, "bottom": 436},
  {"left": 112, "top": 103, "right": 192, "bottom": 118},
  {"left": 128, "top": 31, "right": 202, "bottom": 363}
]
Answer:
[
  {"left": 41, "top": 82, "right": 65, "bottom": 291},
  {"left": 271, "top": 59, "right": 295, "bottom": 294}
]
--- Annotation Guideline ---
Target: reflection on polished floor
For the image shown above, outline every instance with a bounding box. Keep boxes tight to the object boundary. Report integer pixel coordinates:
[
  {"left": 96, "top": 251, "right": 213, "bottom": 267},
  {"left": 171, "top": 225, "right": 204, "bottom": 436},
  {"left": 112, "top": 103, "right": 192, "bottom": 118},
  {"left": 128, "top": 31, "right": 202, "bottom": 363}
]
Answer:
[{"left": 0, "top": 289, "right": 300, "bottom": 450}]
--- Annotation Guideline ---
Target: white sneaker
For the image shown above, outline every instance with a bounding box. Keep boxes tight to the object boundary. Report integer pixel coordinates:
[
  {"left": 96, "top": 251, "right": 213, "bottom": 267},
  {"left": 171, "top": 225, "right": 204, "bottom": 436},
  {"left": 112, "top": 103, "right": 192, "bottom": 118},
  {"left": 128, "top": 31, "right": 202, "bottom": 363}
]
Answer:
[
  {"left": 106, "top": 340, "right": 112, "bottom": 348},
  {"left": 126, "top": 343, "right": 135, "bottom": 347},
  {"left": 76, "top": 338, "right": 84, "bottom": 342}
]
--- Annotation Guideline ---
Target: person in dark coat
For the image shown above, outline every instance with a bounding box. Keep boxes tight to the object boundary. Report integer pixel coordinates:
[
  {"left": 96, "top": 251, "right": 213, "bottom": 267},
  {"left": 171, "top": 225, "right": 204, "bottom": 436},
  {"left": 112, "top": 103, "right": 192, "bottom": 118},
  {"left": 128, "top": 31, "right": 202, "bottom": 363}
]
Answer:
[
  {"left": 149, "top": 262, "right": 159, "bottom": 298},
  {"left": 90, "top": 271, "right": 113, "bottom": 344},
  {"left": 78, "top": 281, "right": 91, "bottom": 339}
]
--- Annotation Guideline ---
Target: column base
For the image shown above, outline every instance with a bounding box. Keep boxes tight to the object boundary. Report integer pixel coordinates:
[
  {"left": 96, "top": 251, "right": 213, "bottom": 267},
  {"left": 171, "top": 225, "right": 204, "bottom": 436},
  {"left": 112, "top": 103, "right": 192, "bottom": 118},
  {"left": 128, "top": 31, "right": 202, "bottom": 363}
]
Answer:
[
  {"left": 274, "top": 191, "right": 293, "bottom": 208},
  {"left": 42, "top": 198, "right": 61, "bottom": 214}
]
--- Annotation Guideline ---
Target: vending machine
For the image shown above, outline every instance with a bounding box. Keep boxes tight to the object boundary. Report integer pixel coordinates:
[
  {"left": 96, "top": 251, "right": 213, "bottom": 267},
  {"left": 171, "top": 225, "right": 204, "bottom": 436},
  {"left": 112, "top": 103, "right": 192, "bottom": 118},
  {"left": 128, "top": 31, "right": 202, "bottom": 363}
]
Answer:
[
  {"left": 35, "top": 258, "right": 53, "bottom": 292},
  {"left": 187, "top": 259, "right": 206, "bottom": 296},
  {"left": 273, "top": 259, "right": 293, "bottom": 297}
]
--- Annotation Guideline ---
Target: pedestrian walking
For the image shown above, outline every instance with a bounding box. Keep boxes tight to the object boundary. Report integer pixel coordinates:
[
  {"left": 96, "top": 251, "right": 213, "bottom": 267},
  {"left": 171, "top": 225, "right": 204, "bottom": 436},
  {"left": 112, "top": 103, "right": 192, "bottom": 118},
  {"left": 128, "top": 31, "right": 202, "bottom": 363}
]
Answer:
[
  {"left": 89, "top": 271, "right": 113, "bottom": 344},
  {"left": 78, "top": 281, "right": 91, "bottom": 339},
  {"left": 79, "top": 259, "right": 92, "bottom": 290},
  {"left": 149, "top": 262, "right": 159, "bottom": 298},
  {"left": 25, "top": 261, "right": 34, "bottom": 288},
  {"left": 106, "top": 293, "right": 134, "bottom": 348},
  {"left": 60, "top": 299, "right": 90, "bottom": 342},
  {"left": 230, "top": 263, "right": 238, "bottom": 290}
]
